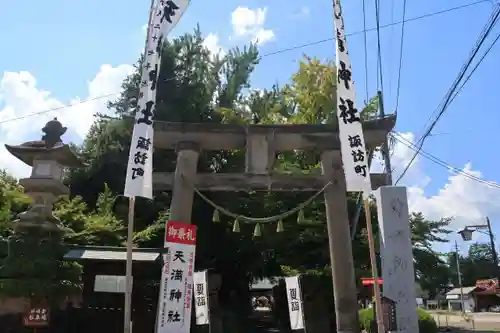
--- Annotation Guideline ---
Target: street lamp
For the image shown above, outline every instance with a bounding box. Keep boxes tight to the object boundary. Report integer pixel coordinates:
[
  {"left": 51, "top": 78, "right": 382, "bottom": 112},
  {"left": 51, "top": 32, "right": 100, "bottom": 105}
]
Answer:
[{"left": 457, "top": 217, "right": 500, "bottom": 288}]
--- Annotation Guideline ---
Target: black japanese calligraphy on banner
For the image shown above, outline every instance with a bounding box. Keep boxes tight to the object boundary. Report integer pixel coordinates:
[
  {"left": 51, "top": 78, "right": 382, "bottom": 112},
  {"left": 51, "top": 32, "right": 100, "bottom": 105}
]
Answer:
[
  {"left": 124, "top": 0, "right": 191, "bottom": 200},
  {"left": 158, "top": 221, "right": 197, "bottom": 333},
  {"left": 285, "top": 276, "right": 305, "bottom": 330},
  {"left": 333, "top": 0, "right": 372, "bottom": 192},
  {"left": 194, "top": 270, "right": 210, "bottom": 325},
  {"left": 158, "top": 0, "right": 180, "bottom": 24}
]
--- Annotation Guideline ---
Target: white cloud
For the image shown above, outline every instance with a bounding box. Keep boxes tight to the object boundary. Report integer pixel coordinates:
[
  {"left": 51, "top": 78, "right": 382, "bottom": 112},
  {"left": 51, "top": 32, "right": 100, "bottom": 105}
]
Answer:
[
  {"left": 203, "top": 33, "right": 226, "bottom": 57},
  {"left": 231, "top": 7, "right": 275, "bottom": 45},
  {"left": 0, "top": 64, "right": 134, "bottom": 179},
  {"left": 373, "top": 132, "right": 500, "bottom": 248}
]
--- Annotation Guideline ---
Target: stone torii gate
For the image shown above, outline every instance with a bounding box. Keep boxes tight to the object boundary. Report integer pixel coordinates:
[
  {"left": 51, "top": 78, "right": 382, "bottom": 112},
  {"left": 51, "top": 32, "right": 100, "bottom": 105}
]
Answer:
[{"left": 152, "top": 116, "right": 396, "bottom": 332}]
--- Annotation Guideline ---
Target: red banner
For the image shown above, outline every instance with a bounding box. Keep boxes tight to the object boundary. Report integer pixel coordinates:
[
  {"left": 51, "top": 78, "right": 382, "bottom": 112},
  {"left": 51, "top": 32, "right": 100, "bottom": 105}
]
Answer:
[
  {"left": 361, "top": 278, "right": 383, "bottom": 286},
  {"left": 165, "top": 221, "right": 197, "bottom": 245}
]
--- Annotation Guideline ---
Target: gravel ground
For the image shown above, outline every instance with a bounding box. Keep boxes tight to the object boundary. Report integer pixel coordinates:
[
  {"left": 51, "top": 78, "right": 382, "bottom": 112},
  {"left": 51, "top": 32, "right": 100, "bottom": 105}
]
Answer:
[{"left": 433, "top": 313, "right": 500, "bottom": 332}]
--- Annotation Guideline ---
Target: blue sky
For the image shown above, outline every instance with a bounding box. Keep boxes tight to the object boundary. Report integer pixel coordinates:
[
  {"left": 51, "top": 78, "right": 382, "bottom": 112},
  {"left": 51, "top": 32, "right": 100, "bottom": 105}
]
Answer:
[{"left": 1, "top": 0, "right": 500, "bottom": 252}]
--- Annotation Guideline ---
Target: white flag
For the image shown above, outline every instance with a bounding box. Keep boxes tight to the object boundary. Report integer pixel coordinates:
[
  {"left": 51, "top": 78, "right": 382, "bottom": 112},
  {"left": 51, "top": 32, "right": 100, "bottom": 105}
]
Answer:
[
  {"left": 333, "top": 0, "right": 372, "bottom": 193},
  {"left": 193, "top": 270, "right": 210, "bottom": 325},
  {"left": 124, "top": 0, "right": 191, "bottom": 199},
  {"left": 285, "top": 276, "right": 305, "bottom": 330}
]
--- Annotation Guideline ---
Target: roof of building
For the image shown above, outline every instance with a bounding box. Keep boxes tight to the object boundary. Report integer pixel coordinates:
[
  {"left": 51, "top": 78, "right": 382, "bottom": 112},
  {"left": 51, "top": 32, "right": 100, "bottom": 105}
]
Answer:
[
  {"left": 64, "top": 245, "right": 164, "bottom": 262},
  {"left": 446, "top": 286, "right": 478, "bottom": 295},
  {"left": 251, "top": 278, "right": 279, "bottom": 290}
]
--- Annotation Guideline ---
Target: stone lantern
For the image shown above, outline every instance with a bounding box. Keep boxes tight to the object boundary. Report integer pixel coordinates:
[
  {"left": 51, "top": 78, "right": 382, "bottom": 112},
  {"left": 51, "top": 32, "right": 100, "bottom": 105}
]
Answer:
[
  {"left": 0, "top": 118, "right": 85, "bottom": 316},
  {"left": 5, "top": 118, "right": 85, "bottom": 231}
]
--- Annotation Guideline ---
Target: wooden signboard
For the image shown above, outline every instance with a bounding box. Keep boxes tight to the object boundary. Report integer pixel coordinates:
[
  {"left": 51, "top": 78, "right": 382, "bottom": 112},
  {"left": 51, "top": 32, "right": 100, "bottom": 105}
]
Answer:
[
  {"left": 23, "top": 300, "right": 49, "bottom": 328},
  {"left": 373, "top": 296, "right": 397, "bottom": 332}
]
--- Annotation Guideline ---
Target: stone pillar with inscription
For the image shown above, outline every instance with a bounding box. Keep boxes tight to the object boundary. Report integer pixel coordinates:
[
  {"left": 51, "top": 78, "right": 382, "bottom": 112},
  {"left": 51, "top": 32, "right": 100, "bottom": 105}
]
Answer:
[
  {"left": 375, "top": 186, "right": 418, "bottom": 333},
  {"left": 0, "top": 118, "right": 85, "bottom": 315}
]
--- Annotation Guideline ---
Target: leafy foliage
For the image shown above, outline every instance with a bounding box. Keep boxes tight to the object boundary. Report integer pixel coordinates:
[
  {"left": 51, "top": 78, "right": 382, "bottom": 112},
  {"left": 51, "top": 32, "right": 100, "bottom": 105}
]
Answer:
[
  {"left": 0, "top": 27, "right": 456, "bottom": 305},
  {"left": 448, "top": 242, "right": 499, "bottom": 287},
  {"left": 359, "top": 307, "right": 438, "bottom": 333}
]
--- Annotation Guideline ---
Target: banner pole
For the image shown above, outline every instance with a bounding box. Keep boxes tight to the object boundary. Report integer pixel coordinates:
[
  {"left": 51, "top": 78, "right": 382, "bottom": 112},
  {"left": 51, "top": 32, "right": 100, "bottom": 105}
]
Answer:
[
  {"left": 123, "top": 0, "right": 155, "bottom": 331},
  {"left": 124, "top": 197, "right": 136, "bottom": 333},
  {"left": 363, "top": 197, "right": 385, "bottom": 333}
]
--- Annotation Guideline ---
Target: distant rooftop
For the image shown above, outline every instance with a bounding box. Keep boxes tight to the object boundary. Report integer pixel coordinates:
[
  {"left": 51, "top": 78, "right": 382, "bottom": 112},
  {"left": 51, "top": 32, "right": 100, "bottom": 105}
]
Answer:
[
  {"left": 64, "top": 245, "right": 164, "bottom": 262},
  {"left": 251, "top": 277, "right": 279, "bottom": 290}
]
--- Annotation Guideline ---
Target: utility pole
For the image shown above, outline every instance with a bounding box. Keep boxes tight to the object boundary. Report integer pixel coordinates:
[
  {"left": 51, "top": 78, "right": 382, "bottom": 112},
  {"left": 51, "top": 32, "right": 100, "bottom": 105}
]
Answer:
[
  {"left": 486, "top": 217, "right": 500, "bottom": 285},
  {"left": 455, "top": 241, "right": 465, "bottom": 314},
  {"left": 377, "top": 90, "right": 393, "bottom": 185}
]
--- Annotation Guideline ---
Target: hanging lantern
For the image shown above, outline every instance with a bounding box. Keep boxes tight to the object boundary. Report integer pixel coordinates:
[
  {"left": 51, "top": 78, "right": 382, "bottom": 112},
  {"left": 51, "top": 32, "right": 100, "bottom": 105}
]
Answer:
[
  {"left": 276, "top": 220, "right": 284, "bottom": 233},
  {"left": 253, "top": 223, "right": 262, "bottom": 237},
  {"left": 297, "top": 209, "right": 305, "bottom": 224},
  {"left": 232, "top": 219, "right": 240, "bottom": 233},
  {"left": 212, "top": 209, "right": 220, "bottom": 223}
]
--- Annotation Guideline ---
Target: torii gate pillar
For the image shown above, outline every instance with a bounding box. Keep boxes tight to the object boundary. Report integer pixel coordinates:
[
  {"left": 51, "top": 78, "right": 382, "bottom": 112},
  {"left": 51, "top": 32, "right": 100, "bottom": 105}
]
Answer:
[
  {"left": 169, "top": 142, "right": 200, "bottom": 223},
  {"left": 321, "top": 150, "right": 360, "bottom": 333}
]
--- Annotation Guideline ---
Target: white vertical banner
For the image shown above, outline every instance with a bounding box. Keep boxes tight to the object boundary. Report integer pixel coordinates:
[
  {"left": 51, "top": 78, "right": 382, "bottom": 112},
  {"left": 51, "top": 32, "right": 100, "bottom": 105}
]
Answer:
[
  {"left": 124, "top": 0, "right": 191, "bottom": 199},
  {"left": 332, "top": 0, "right": 372, "bottom": 193},
  {"left": 285, "top": 276, "right": 305, "bottom": 331},
  {"left": 193, "top": 270, "right": 210, "bottom": 325},
  {"left": 156, "top": 221, "right": 197, "bottom": 333}
]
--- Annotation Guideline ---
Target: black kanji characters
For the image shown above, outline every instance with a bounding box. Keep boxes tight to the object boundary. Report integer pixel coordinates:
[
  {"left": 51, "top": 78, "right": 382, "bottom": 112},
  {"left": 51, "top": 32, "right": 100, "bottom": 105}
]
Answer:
[
  {"left": 337, "top": 60, "right": 352, "bottom": 90},
  {"left": 148, "top": 64, "right": 158, "bottom": 91},
  {"left": 351, "top": 149, "right": 364, "bottom": 163},
  {"left": 196, "top": 296, "right": 206, "bottom": 307},
  {"left": 169, "top": 289, "right": 182, "bottom": 302},
  {"left": 290, "top": 288, "right": 297, "bottom": 300},
  {"left": 196, "top": 283, "right": 204, "bottom": 296},
  {"left": 136, "top": 136, "right": 152, "bottom": 150},
  {"left": 290, "top": 300, "right": 300, "bottom": 311},
  {"left": 137, "top": 100, "right": 154, "bottom": 125},
  {"left": 167, "top": 310, "right": 181, "bottom": 322},
  {"left": 134, "top": 151, "right": 148, "bottom": 165},
  {"left": 173, "top": 250, "right": 185, "bottom": 263},
  {"left": 347, "top": 134, "right": 363, "bottom": 148},
  {"left": 338, "top": 97, "right": 360, "bottom": 124},
  {"left": 336, "top": 29, "right": 345, "bottom": 52},
  {"left": 171, "top": 269, "right": 184, "bottom": 281},
  {"left": 354, "top": 164, "right": 367, "bottom": 177},
  {"left": 131, "top": 167, "right": 145, "bottom": 180},
  {"left": 158, "top": 0, "right": 179, "bottom": 24}
]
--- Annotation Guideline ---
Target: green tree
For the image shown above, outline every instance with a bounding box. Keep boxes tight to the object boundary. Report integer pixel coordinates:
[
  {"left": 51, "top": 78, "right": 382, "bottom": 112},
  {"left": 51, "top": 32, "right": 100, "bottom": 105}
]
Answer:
[
  {"left": 0, "top": 171, "right": 82, "bottom": 301},
  {"left": 448, "top": 243, "right": 498, "bottom": 287},
  {"left": 41, "top": 26, "right": 454, "bottom": 316}
]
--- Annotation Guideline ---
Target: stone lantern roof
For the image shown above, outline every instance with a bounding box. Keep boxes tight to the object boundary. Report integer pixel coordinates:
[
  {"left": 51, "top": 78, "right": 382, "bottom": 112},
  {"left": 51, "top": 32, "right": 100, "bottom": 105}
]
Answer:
[{"left": 4, "top": 118, "right": 86, "bottom": 168}]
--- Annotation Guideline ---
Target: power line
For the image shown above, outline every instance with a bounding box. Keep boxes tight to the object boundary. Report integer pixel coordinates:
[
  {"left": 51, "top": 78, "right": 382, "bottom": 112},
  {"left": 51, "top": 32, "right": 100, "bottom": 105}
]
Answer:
[
  {"left": 374, "top": 0, "right": 385, "bottom": 93},
  {"left": 404, "top": 31, "right": 500, "bottom": 138},
  {"left": 395, "top": 5, "right": 500, "bottom": 184},
  {"left": 416, "top": 4, "right": 500, "bottom": 140},
  {"left": 394, "top": 0, "right": 408, "bottom": 112},
  {"left": 448, "top": 31, "right": 500, "bottom": 105},
  {"left": 0, "top": 0, "right": 491, "bottom": 126},
  {"left": 391, "top": 132, "right": 500, "bottom": 189},
  {"left": 362, "top": 0, "right": 369, "bottom": 103}
]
